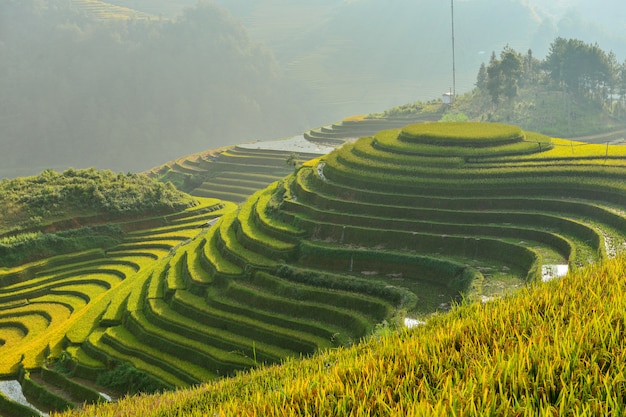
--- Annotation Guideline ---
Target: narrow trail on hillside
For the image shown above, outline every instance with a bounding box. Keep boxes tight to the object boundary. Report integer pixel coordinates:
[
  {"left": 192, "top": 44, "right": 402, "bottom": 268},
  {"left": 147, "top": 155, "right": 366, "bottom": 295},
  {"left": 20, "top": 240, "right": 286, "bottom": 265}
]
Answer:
[{"left": 570, "top": 128, "right": 626, "bottom": 144}]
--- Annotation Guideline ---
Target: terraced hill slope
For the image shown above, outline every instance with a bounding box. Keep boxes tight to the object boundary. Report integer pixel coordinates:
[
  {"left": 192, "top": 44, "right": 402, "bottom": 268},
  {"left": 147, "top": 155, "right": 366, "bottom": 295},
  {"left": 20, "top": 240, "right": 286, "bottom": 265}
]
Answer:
[
  {"left": 5, "top": 121, "right": 626, "bottom": 415},
  {"left": 60, "top": 251, "right": 626, "bottom": 416},
  {"left": 0, "top": 198, "right": 233, "bottom": 415},
  {"left": 71, "top": 0, "right": 156, "bottom": 20},
  {"left": 52, "top": 121, "right": 626, "bottom": 416},
  {"left": 281, "top": 122, "right": 626, "bottom": 302},
  {"left": 147, "top": 116, "right": 439, "bottom": 203}
]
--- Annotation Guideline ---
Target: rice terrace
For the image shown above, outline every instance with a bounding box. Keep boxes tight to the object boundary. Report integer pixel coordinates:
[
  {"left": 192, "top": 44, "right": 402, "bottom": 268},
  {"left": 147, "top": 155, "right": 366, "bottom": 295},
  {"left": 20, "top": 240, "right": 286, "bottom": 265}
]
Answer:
[{"left": 3, "top": 121, "right": 626, "bottom": 415}]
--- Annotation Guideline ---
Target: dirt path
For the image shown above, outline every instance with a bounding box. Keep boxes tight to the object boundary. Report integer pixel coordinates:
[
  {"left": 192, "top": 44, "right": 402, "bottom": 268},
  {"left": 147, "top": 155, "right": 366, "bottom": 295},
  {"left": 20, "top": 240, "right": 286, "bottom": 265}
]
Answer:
[{"left": 570, "top": 128, "right": 626, "bottom": 144}]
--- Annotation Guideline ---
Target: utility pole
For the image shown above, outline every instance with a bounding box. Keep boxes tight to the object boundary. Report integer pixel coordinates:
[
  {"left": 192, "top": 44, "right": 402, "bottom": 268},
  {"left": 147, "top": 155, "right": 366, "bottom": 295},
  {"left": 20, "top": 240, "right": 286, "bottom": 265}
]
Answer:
[{"left": 451, "top": 0, "right": 456, "bottom": 102}]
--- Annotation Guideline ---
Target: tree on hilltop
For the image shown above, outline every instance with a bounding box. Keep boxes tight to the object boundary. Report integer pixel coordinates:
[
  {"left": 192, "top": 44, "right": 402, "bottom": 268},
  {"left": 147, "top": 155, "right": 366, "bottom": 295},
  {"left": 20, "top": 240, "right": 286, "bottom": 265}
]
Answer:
[{"left": 486, "top": 47, "right": 523, "bottom": 103}]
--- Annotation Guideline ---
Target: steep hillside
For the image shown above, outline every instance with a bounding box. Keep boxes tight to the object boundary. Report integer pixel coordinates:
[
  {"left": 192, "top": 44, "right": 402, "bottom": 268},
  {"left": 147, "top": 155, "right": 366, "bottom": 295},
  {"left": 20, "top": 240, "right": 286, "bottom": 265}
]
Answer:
[
  {"left": 5, "top": 121, "right": 626, "bottom": 415},
  {"left": 58, "top": 251, "right": 626, "bottom": 416}
]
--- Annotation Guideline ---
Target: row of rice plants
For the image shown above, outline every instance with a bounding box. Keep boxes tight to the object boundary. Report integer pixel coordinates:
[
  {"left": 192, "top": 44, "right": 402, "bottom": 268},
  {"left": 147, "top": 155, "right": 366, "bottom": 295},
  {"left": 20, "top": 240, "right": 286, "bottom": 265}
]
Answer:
[
  {"left": 0, "top": 253, "right": 136, "bottom": 296},
  {"left": 171, "top": 290, "right": 329, "bottom": 355},
  {"left": 332, "top": 140, "right": 626, "bottom": 183},
  {"left": 0, "top": 249, "right": 106, "bottom": 286},
  {"left": 164, "top": 251, "right": 187, "bottom": 296},
  {"left": 176, "top": 158, "right": 210, "bottom": 173},
  {"left": 216, "top": 171, "right": 287, "bottom": 184},
  {"left": 303, "top": 115, "right": 438, "bottom": 145},
  {"left": 180, "top": 237, "right": 213, "bottom": 289},
  {"left": 145, "top": 298, "right": 286, "bottom": 365},
  {"left": 249, "top": 271, "right": 391, "bottom": 322},
  {"left": 19, "top": 369, "right": 74, "bottom": 414},
  {"left": 215, "top": 211, "right": 277, "bottom": 269},
  {"left": 322, "top": 150, "right": 626, "bottom": 196},
  {"left": 212, "top": 176, "right": 278, "bottom": 191},
  {"left": 221, "top": 280, "right": 371, "bottom": 339},
  {"left": 273, "top": 265, "right": 417, "bottom": 310},
  {"left": 235, "top": 190, "right": 297, "bottom": 259},
  {"left": 297, "top": 161, "right": 626, "bottom": 212},
  {"left": 71, "top": 0, "right": 155, "bottom": 21},
  {"left": 219, "top": 149, "right": 299, "bottom": 167},
  {"left": 283, "top": 191, "right": 603, "bottom": 265},
  {"left": 163, "top": 198, "right": 230, "bottom": 222},
  {"left": 0, "top": 303, "right": 72, "bottom": 374},
  {"left": 124, "top": 309, "right": 233, "bottom": 379},
  {"left": 351, "top": 136, "right": 464, "bottom": 167},
  {"left": 203, "top": 283, "right": 343, "bottom": 345},
  {"left": 38, "top": 366, "right": 104, "bottom": 405},
  {"left": 191, "top": 186, "right": 255, "bottom": 203},
  {"left": 399, "top": 122, "right": 526, "bottom": 146},
  {"left": 84, "top": 327, "right": 192, "bottom": 387},
  {"left": 373, "top": 128, "right": 551, "bottom": 157},
  {"left": 253, "top": 184, "right": 306, "bottom": 243},
  {"left": 477, "top": 137, "right": 626, "bottom": 162},
  {"left": 199, "top": 223, "right": 244, "bottom": 278}
]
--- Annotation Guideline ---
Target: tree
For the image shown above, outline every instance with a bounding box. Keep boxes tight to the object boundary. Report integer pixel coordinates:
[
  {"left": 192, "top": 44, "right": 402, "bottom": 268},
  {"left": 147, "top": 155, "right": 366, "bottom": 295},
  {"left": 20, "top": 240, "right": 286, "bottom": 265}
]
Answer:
[
  {"left": 476, "top": 63, "right": 488, "bottom": 90},
  {"left": 545, "top": 37, "right": 615, "bottom": 105},
  {"left": 499, "top": 48, "right": 523, "bottom": 100},
  {"left": 620, "top": 60, "right": 626, "bottom": 109},
  {"left": 486, "top": 47, "right": 523, "bottom": 103},
  {"left": 486, "top": 59, "right": 504, "bottom": 103},
  {"left": 286, "top": 153, "right": 299, "bottom": 170}
]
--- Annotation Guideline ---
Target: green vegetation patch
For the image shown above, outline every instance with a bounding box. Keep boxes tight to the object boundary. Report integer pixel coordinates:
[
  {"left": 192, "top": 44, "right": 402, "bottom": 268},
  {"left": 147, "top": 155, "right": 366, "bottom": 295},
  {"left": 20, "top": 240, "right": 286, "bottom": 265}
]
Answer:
[
  {"left": 372, "top": 128, "right": 550, "bottom": 159},
  {"left": 0, "top": 225, "right": 122, "bottom": 268},
  {"left": 0, "top": 168, "right": 196, "bottom": 235},
  {"left": 399, "top": 122, "right": 525, "bottom": 146}
]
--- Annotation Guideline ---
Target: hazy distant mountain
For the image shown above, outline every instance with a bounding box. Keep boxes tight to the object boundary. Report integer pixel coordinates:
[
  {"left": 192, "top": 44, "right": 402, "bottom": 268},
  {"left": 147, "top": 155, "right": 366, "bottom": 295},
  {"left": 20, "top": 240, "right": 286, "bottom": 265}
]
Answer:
[
  {"left": 205, "top": 0, "right": 626, "bottom": 120},
  {"left": 108, "top": 0, "right": 626, "bottom": 121},
  {"left": 0, "top": 1, "right": 310, "bottom": 178},
  {"left": 3, "top": 0, "right": 625, "bottom": 179},
  {"left": 207, "top": 0, "right": 544, "bottom": 117}
]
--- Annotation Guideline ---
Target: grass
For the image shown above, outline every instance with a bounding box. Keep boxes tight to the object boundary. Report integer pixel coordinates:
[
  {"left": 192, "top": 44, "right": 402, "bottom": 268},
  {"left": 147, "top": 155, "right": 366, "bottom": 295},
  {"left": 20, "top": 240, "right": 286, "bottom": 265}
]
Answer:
[{"left": 400, "top": 122, "right": 524, "bottom": 145}]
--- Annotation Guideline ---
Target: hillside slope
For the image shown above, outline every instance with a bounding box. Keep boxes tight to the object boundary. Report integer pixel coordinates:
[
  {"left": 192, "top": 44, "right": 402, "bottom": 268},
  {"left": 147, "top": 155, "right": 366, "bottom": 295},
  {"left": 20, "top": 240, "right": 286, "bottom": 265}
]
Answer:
[
  {"left": 58, "top": 249, "right": 626, "bottom": 416},
  {"left": 6, "top": 122, "right": 626, "bottom": 415}
]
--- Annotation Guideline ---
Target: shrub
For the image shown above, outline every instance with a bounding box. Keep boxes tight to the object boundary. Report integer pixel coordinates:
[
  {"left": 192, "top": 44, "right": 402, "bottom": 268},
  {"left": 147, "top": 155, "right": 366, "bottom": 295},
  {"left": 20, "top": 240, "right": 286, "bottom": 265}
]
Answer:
[{"left": 96, "top": 362, "right": 165, "bottom": 396}]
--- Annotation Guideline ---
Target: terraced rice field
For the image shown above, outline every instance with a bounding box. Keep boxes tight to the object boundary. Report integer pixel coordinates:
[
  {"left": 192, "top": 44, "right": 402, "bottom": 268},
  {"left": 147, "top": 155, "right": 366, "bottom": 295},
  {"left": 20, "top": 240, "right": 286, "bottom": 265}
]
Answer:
[
  {"left": 147, "top": 117, "right": 437, "bottom": 203},
  {"left": 71, "top": 0, "right": 155, "bottom": 20},
  {"left": 282, "top": 123, "right": 626, "bottom": 303},
  {"left": 4, "top": 121, "right": 626, "bottom": 415},
  {"left": 0, "top": 198, "right": 234, "bottom": 415}
]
